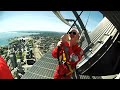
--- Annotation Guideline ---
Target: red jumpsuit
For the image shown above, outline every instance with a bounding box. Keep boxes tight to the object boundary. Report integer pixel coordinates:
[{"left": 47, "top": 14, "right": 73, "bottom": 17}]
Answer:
[
  {"left": 52, "top": 42, "right": 84, "bottom": 79},
  {"left": 0, "top": 55, "right": 14, "bottom": 79}
]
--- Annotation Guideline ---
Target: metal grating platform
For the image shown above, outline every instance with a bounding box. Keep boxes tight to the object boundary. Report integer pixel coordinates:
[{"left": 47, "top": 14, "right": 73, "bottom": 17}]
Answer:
[
  {"left": 78, "top": 75, "right": 102, "bottom": 79},
  {"left": 21, "top": 51, "right": 58, "bottom": 79}
]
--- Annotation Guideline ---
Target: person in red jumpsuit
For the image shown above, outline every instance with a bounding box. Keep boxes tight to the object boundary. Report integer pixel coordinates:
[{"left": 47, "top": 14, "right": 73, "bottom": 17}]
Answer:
[
  {"left": 52, "top": 28, "right": 84, "bottom": 79},
  {"left": 0, "top": 55, "right": 14, "bottom": 79}
]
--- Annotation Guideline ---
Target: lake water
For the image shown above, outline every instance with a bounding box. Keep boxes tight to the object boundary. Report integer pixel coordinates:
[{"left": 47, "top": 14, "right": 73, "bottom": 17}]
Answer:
[{"left": 0, "top": 32, "right": 38, "bottom": 46}]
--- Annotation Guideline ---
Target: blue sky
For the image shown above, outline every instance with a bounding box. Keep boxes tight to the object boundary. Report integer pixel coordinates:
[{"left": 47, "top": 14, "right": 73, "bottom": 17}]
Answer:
[{"left": 0, "top": 11, "right": 103, "bottom": 33}]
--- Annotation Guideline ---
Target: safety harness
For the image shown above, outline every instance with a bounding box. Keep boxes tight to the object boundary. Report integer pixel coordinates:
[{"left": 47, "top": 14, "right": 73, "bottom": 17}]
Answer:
[{"left": 57, "top": 46, "right": 74, "bottom": 77}]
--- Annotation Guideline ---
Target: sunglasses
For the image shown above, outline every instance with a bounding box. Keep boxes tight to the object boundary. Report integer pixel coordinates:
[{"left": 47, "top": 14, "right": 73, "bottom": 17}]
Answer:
[{"left": 69, "top": 32, "right": 76, "bottom": 35}]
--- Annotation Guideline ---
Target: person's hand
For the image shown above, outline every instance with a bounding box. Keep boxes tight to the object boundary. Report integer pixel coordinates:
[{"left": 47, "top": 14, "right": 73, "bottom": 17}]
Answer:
[
  {"left": 61, "top": 34, "right": 71, "bottom": 43},
  {"left": 57, "top": 34, "right": 71, "bottom": 47},
  {"left": 57, "top": 41, "right": 62, "bottom": 47}
]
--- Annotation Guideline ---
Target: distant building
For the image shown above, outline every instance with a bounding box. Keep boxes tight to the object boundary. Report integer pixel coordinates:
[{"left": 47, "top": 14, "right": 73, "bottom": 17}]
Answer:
[
  {"left": 22, "top": 59, "right": 36, "bottom": 72},
  {"left": 17, "top": 37, "right": 29, "bottom": 42},
  {"left": 10, "top": 52, "right": 17, "bottom": 69}
]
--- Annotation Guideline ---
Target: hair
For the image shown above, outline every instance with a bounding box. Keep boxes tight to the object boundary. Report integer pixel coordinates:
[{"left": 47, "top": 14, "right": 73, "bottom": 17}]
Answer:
[{"left": 70, "top": 27, "right": 79, "bottom": 33}]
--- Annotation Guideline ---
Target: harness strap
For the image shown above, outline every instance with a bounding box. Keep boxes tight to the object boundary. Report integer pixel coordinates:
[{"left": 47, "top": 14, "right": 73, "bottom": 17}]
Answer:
[
  {"left": 59, "top": 51, "right": 66, "bottom": 62},
  {"left": 66, "top": 62, "right": 74, "bottom": 76}
]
